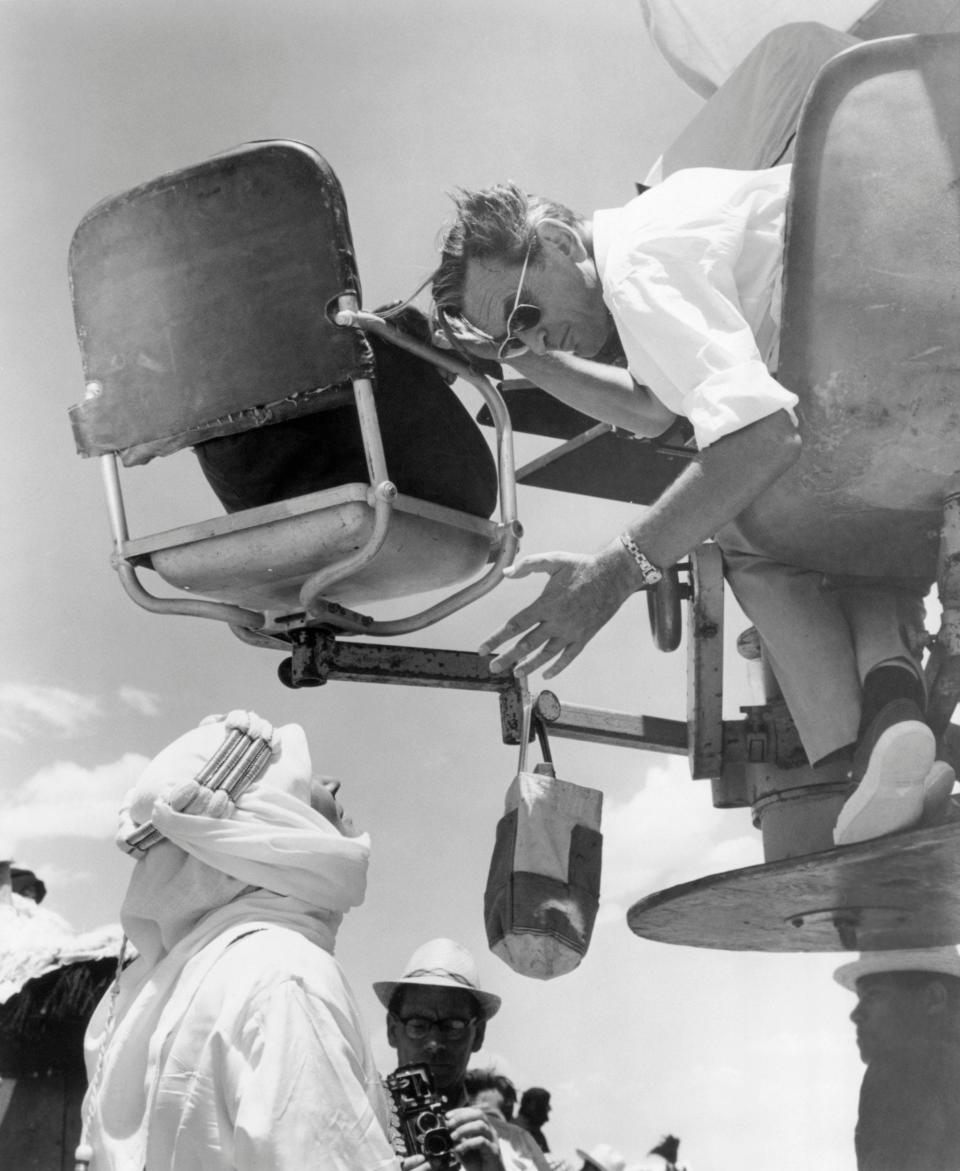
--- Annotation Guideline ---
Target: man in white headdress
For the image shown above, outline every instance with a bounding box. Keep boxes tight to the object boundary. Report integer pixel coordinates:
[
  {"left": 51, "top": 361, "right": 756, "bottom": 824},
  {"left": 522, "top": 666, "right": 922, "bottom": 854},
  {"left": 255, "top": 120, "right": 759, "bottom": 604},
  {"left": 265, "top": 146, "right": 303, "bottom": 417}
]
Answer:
[{"left": 78, "top": 710, "right": 398, "bottom": 1171}]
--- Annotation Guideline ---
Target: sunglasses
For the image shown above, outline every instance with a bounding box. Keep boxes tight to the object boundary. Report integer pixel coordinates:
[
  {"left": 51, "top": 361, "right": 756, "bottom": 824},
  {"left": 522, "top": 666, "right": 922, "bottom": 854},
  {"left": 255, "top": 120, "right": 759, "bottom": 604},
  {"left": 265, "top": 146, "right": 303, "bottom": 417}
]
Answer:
[
  {"left": 497, "top": 242, "right": 542, "bottom": 362},
  {"left": 397, "top": 1016, "right": 477, "bottom": 1040}
]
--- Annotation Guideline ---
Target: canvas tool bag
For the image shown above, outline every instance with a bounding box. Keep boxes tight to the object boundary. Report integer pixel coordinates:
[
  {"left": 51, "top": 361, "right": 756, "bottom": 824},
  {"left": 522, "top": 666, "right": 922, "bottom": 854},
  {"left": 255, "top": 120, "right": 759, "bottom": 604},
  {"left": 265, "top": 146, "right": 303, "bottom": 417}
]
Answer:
[{"left": 484, "top": 697, "right": 603, "bottom": 979}]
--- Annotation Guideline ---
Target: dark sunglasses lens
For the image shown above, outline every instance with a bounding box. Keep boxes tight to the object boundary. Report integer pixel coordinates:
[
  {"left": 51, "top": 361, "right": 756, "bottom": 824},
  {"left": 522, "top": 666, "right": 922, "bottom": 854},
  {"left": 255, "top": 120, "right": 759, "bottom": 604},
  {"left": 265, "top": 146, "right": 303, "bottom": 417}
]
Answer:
[
  {"left": 509, "top": 304, "right": 541, "bottom": 333},
  {"left": 498, "top": 336, "right": 529, "bottom": 361}
]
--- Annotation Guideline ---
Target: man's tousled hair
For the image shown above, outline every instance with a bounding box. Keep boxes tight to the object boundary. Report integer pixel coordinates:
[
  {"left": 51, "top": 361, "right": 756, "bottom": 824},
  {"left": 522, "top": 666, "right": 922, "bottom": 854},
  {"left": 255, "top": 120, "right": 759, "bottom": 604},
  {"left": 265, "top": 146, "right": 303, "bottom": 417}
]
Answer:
[{"left": 432, "top": 182, "right": 581, "bottom": 316}]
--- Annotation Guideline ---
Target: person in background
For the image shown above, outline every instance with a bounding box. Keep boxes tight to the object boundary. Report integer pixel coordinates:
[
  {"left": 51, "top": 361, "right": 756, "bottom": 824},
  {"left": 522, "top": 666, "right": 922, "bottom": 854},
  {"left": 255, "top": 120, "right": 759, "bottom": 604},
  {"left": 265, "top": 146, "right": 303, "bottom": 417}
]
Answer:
[
  {"left": 648, "top": 1134, "right": 686, "bottom": 1170},
  {"left": 835, "top": 946, "right": 960, "bottom": 1170},
  {"left": 493, "top": 1072, "right": 518, "bottom": 1122},
  {"left": 78, "top": 710, "right": 397, "bottom": 1171},
  {"left": 515, "top": 1087, "right": 553, "bottom": 1153},
  {"left": 466, "top": 1067, "right": 552, "bottom": 1171},
  {"left": 574, "top": 1144, "right": 625, "bottom": 1171}
]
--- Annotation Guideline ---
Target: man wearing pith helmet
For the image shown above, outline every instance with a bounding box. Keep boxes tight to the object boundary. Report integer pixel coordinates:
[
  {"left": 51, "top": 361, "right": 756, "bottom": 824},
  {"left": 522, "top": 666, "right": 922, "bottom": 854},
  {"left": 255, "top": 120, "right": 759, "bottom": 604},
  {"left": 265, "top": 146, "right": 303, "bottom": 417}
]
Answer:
[
  {"left": 376, "top": 937, "right": 547, "bottom": 1170},
  {"left": 835, "top": 945, "right": 960, "bottom": 1171}
]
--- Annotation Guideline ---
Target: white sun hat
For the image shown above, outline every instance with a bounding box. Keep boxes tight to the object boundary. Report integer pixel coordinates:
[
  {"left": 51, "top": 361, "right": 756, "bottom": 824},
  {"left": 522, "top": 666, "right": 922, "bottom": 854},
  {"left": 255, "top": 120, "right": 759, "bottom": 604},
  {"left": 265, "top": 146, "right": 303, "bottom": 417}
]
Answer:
[
  {"left": 576, "top": 1143, "right": 627, "bottom": 1171},
  {"left": 834, "top": 945, "right": 960, "bottom": 991},
  {"left": 373, "top": 937, "right": 501, "bottom": 1018}
]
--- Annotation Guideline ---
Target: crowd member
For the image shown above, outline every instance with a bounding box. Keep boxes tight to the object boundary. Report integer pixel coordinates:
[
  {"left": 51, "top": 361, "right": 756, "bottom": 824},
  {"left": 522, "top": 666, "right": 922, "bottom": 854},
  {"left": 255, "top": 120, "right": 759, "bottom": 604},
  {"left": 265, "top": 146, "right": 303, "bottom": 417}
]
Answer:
[
  {"left": 466, "top": 1067, "right": 509, "bottom": 1123},
  {"left": 494, "top": 1072, "right": 519, "bottom": 1122},
  {"left": 574, "top": 1145, "right": 625, "bottom": 1171},
  {"left": 376, "top": 937, "right": 538, "bottom": 1171},
  {"left": 835, "top": 946, "right": 960, "bottom": 1170},
  {"left": 78, "top": 710, "right": 398, "bottom": 1171},
  {"left": 430, "top": 175, "right": 941, "bottom": 846},
  {"left": 648, "top": 1134, "right": 686, "bottom": 1170},
  {"left": 515, "top": 1087, "right": 553, "bottom": 1153},
  {"left": 466, "top": 1067, "right": 552, "bottom": 1170}
]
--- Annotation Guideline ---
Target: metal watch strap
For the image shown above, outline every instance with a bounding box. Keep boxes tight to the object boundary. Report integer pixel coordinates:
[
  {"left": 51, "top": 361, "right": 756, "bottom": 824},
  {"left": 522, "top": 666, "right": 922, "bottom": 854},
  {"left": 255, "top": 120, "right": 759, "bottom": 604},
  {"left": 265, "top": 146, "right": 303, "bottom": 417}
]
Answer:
[{"left": 618, "top": 533, "right": 663, "bottom": 587}]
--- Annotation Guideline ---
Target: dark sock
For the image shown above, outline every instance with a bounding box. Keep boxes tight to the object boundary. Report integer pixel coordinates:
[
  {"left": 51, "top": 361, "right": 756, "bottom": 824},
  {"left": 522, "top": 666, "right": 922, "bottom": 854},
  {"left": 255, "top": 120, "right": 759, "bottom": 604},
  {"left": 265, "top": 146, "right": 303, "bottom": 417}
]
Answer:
[{"left": 859, "top": 665, "right": 926, "bottom": 736}]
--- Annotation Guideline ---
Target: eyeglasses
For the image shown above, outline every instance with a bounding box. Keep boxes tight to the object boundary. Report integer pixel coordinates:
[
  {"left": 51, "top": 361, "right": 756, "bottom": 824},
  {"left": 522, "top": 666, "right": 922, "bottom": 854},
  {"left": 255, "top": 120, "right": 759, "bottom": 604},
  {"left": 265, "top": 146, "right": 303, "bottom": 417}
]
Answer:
[
  {"left": 497, "top": 242, "right": 541, "bottom": 362},
  {"left": 397, "top": 1016, "right": 477, "bottom": 1041}
]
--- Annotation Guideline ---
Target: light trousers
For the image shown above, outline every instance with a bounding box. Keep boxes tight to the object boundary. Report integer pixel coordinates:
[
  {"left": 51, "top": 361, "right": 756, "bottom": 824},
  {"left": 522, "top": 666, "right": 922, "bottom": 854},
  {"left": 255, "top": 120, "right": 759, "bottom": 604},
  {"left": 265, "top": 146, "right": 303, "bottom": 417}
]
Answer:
[{"left": 718, "top": 524, "right": 928, "bottom": 763}]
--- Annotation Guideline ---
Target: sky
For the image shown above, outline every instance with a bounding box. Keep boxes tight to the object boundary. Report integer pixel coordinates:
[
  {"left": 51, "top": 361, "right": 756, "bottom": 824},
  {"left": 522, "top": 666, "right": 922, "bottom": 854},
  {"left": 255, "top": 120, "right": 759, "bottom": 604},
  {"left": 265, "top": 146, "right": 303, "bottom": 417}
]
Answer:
[{"left": 0, "top": 2, "right": 874, "bottom": 1167}]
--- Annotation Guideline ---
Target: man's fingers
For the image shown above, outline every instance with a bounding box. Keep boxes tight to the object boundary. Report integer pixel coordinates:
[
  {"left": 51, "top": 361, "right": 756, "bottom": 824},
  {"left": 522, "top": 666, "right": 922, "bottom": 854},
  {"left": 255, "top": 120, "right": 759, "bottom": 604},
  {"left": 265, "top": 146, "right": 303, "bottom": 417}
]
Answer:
[
  {"left": 487, "top": 624, "right": 549, "bottom": 675},
  {"left": 503, "top": 553, "right": 568, "bottom": 581},
  {"left": 479, "top": 609, "right": 543, "bottom": 656},
  {"left": 542, "top": 640, "right": 586, "bottom": 679},
  {"left": 517, "top": 639, "right": 568, "bottom": 678}
]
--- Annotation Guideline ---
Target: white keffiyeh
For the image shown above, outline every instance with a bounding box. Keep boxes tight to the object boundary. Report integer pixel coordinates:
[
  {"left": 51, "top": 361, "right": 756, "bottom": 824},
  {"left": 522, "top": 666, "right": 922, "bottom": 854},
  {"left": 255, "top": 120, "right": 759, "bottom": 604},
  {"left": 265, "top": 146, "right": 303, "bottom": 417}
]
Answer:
[{"left": 81, "top": 712, "right": 375, "bottom": 1171}]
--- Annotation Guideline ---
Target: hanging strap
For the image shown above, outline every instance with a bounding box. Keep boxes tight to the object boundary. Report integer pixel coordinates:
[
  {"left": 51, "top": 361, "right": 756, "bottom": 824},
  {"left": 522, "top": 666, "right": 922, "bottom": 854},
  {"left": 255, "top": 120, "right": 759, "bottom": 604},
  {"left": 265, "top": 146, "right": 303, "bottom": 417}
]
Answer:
[{"left": 516, "top": 686, "right": 553, "bottom": 775}]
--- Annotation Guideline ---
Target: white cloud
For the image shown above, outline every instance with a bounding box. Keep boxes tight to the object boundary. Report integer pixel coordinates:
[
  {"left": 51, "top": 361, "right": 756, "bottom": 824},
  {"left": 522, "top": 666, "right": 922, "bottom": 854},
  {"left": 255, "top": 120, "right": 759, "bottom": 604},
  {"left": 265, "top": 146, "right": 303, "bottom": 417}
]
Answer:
[
  {"left": 0, "top": 683, "right": 102, "bottom": 743},
  {"left": 117, "top": 686, "right": 162, "bottom": 717},
  {"left": 1, "top": 753, "right": 149, "bottom": 851},
  {"left": 597, "top": 756, "right": 762, "bottom": 920}
]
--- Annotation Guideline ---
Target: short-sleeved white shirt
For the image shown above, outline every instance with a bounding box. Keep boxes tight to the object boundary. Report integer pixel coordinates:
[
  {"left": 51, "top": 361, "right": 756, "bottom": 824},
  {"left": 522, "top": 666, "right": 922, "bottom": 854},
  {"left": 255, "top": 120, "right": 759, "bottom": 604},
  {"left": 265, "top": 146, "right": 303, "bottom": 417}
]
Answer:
[{"left": 592, "top": 165, "right": 799, "bottom": 448}]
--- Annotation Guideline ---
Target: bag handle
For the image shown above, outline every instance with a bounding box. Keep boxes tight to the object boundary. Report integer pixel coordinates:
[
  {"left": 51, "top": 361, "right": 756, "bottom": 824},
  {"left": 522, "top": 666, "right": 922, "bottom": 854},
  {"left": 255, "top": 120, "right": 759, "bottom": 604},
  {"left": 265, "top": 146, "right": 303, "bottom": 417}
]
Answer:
[{"left": 516, "top": 686, "right": 554, "bottom": 776}]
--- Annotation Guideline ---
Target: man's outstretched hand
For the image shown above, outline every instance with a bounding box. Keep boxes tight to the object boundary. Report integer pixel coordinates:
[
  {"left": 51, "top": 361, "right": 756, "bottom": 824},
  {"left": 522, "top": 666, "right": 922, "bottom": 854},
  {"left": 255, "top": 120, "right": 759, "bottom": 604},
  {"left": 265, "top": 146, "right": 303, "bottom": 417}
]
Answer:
[{"left": 480, "top": 545, "right": 643, "bottom": 678}]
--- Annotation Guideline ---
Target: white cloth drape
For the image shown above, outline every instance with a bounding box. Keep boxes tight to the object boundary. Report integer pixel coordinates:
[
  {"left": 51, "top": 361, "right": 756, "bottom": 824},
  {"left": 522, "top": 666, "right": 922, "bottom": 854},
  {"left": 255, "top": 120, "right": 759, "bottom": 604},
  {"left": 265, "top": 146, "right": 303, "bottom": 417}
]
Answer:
[{"left": 639, "top": 0, "right": 874, "bottom": 95}]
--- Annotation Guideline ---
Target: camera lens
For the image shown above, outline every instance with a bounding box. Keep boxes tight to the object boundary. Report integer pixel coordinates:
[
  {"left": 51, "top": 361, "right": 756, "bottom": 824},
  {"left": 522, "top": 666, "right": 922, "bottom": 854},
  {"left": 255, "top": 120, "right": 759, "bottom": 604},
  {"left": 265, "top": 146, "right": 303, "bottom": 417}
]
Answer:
[
  {"left": 414, "top": 1112, "right": 442, "bottom": 1134},
  {"left": 421, "top": 1128, "right": 453, "bottom": 1157}
]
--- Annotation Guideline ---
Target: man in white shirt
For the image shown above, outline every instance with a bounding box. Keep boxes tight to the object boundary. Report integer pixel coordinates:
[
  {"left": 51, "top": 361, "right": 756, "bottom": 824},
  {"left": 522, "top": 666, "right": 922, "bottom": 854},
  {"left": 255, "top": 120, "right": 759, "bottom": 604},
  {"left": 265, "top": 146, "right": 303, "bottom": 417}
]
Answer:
[
  {"left": 78, "top": 710, "right": 398, "bottom": 1171},
  {"left": 431, "top": 170, "right": 936, "bottom": 845}
]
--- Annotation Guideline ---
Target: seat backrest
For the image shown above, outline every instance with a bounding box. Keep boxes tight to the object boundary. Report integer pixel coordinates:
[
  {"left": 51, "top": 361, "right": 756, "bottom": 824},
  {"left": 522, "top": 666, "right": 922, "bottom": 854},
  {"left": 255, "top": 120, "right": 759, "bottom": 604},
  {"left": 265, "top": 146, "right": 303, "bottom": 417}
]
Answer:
[
  {"left": 68, "top": 140, "right": 372, "bottom": 466},
  {"left": 732, "top": 33, "right": 960, "bottom": 580}
]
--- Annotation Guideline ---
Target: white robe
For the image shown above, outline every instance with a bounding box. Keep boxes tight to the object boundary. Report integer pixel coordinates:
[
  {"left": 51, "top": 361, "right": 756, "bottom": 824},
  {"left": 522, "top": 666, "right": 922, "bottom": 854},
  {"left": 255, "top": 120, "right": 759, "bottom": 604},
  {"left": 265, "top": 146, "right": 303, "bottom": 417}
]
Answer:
[{"left": 83, "top": 740, "right": 398, "bottom": 1171}]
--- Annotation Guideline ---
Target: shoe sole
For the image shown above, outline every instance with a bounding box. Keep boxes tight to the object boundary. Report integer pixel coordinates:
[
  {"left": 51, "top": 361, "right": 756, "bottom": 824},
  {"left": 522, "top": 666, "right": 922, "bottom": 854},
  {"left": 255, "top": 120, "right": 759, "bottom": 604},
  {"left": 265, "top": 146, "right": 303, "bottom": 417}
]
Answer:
[
  {"left": 921, "top": 760, "right": 957, "bottom": 823},
  {"left": 833, "top": 720, "right": 935, "bottom": 845}
]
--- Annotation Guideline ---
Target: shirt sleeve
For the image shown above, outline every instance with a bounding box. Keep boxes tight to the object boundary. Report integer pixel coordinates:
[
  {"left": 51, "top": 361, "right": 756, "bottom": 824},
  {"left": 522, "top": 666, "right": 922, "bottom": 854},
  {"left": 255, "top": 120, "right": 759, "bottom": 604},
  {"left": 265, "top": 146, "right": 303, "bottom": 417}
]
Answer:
[
  {"left": 605, "top": 234, "right": 798, "bottom": 449},
  {"left": 232, "top": 976, "right": 400, "bottom": 1171},
  {"left": 493, "top": 1120, "right": 554, "bottom": 1171}
]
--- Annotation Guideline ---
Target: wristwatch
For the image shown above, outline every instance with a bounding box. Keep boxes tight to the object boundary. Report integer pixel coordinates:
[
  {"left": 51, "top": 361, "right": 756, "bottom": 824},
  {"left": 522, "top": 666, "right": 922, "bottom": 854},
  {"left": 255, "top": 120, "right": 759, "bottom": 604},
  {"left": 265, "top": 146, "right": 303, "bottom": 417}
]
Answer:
[{"left": 619, "top": 533, "right": 663, "bottom": 587}]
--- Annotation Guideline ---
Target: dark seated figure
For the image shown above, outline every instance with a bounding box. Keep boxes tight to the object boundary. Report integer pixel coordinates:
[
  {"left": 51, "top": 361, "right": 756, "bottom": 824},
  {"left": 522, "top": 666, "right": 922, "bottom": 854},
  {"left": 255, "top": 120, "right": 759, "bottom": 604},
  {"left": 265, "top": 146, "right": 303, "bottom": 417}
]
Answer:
[{"left": 195, "top": 307, "right": 498, "bottom": 520}]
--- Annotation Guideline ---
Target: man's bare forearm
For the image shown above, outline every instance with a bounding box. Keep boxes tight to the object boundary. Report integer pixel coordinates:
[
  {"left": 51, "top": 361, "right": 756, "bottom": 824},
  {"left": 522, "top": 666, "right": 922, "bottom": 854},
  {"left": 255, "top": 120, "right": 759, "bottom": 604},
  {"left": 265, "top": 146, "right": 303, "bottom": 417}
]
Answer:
[
  {"left": 511, "top": 350, "right": 677, "bottom": 437},
  {"left": 611, "top": 409, "right": 802, "bottom": 572}
]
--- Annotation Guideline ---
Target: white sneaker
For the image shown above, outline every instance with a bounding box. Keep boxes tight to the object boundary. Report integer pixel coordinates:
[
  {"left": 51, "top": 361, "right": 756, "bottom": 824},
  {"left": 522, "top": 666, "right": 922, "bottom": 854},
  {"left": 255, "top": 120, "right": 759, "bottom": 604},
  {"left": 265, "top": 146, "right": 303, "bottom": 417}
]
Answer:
[{"left": 833, "top": 705, "right": 935, "bottom": 845}]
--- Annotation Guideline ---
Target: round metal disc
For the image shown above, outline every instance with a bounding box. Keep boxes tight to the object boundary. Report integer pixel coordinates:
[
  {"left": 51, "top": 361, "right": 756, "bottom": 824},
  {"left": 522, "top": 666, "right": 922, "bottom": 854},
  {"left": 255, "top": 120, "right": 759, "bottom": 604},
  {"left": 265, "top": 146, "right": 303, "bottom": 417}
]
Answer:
[{"left": 627, "top": 820, "right": 960, "bottom": 952}]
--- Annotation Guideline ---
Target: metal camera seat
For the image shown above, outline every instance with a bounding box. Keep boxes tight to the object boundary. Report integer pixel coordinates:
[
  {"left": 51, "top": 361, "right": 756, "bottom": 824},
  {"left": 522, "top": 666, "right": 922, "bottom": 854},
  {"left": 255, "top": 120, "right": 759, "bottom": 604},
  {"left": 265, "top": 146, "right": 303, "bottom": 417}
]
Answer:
[{"left": 68, "top": 140, "right": 520, "bottom": 644}]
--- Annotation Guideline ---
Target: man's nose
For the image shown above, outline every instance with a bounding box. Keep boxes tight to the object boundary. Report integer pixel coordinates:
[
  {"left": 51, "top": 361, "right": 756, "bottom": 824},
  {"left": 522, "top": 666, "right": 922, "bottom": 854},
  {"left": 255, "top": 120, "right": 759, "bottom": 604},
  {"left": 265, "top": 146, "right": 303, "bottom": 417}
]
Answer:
[{"left": 523, "top": 327, "right": 549, "bottom": 356}]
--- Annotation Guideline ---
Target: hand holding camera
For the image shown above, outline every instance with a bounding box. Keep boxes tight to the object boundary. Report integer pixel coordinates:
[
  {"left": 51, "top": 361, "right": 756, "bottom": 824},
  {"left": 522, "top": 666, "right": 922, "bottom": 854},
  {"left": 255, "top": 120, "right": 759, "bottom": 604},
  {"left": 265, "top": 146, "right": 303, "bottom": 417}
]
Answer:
[{"left": 387, "top": 1064, "right": 504, "bottom": 1171}]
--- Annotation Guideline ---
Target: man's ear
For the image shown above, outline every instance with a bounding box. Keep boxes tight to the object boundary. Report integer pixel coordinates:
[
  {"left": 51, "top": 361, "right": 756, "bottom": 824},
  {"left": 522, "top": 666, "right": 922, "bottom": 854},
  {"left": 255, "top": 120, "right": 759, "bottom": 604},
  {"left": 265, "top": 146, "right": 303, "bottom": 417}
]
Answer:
[
  {"left": 386, "top": 1013, "right": 401, "bottom": 1049},
  {"left": 535, "top": 217, "right": 588, "bottom": 263},
  {"left": 472, "top": 1019, "right": 487, "bottom": 1053}
]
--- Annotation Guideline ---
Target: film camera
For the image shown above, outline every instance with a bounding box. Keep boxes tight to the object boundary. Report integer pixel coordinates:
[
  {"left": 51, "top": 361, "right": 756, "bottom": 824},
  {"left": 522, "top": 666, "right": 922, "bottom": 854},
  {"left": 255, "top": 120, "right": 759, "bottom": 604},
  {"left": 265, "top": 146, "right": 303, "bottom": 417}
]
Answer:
[{"left": 386, "top": 1063, "right": 455, "bottom": 1167}]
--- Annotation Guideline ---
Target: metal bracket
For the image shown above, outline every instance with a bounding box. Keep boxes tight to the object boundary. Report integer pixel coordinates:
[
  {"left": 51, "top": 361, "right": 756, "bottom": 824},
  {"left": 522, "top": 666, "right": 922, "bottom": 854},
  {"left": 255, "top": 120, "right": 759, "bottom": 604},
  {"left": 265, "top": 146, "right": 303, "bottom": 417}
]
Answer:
[{"left": 279, "top": 632, "right": 527, "bottom": 743}]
